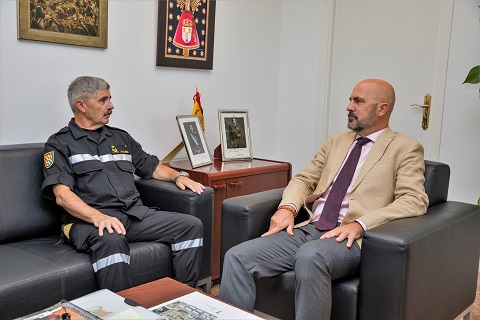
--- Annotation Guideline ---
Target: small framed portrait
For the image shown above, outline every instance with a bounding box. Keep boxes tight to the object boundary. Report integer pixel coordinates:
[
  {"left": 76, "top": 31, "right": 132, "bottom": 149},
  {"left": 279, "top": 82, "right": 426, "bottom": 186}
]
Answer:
[
  {"left": 176, "top": 115, "right": 213, "bottom": 168},
  {"left": 218, "top": 109, "right": 253, "bottom": 161}
]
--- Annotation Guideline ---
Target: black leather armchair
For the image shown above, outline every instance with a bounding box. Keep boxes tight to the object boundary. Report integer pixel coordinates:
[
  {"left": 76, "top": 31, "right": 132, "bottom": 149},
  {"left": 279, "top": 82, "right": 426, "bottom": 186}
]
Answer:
[
  {"left": 0, "top": 143, "right": 213, "bottom": 319},
  {"left": 221, "top": 160, "right": 480, "bottom": 320}
]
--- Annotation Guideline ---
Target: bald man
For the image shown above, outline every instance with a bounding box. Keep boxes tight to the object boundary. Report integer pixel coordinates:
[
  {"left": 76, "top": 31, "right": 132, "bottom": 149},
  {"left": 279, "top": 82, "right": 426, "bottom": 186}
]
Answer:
[{"left": 219, "top": 79, "right": 428, "bottom": 320}]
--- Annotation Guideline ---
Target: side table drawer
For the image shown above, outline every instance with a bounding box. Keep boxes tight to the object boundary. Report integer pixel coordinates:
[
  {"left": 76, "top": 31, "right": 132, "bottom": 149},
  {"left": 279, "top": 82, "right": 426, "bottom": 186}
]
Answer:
[{"left": 226, "top": 172, "right": 290, "bottom": 198}]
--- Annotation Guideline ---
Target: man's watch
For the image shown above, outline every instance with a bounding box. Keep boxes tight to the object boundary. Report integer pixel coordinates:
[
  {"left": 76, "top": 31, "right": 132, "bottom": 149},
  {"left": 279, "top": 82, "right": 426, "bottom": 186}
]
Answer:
[{"left": 174, "top": 171, "right": 189, "bottom": 182}]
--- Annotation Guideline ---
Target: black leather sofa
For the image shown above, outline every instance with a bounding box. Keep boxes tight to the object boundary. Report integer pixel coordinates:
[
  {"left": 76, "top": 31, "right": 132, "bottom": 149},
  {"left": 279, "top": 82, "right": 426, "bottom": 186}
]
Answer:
[
  {"left": 221, "top": 160, "right": 480, "bottom": 320},
  {"left": 0, "top": 143, "right": 214, "bottom": 319}
]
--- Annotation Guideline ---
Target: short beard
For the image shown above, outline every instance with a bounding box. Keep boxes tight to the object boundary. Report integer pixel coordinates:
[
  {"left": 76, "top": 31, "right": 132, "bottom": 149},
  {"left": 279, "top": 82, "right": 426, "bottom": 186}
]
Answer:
[{"left": 347, "top": 104, "right": 377, "bottom": 132}]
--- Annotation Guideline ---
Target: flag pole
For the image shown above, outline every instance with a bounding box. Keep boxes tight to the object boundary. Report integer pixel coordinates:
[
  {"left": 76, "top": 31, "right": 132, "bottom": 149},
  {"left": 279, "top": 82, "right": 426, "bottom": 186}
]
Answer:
[{"left": 162, "top": 86, "right": 201, "bottom": 164}]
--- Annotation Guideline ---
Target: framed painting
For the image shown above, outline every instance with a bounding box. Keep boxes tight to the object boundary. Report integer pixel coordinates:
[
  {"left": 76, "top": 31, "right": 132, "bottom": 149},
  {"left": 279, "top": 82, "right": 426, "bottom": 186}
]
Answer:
[
  {"left": 218, "top": 109, "right": 253, "bottom": 161},
  {"left": 17, "top": 0, "right": 108, "bottom": 48},
  {"left": 177, "top": 115, "right": 213, "bottom": 168},
  {"left": 156, "top": 0, "right": 216, "bottom": 70}
]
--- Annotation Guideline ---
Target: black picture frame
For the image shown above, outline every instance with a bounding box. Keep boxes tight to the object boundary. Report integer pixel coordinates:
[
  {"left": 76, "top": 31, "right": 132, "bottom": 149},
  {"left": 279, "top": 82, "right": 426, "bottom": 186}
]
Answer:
[{"left": 156, "top": 0, "right": 216, "bottom": 70}]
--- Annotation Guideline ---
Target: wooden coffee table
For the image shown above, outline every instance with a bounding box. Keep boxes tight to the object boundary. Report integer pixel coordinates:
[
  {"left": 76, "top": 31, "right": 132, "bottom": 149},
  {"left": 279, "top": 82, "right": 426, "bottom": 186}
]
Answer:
[
  {"left": 117, "top": 277, "right": 267, "bottom": 319},
  {"left": 117, "top": 277, "right": 196, "bottom": 309}
]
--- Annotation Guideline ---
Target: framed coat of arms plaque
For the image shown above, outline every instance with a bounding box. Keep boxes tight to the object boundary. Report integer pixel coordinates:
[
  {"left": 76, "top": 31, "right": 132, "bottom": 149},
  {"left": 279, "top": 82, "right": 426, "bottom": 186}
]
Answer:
[{"left": 156, "top": 0, "right": 216, "bottom": 70}]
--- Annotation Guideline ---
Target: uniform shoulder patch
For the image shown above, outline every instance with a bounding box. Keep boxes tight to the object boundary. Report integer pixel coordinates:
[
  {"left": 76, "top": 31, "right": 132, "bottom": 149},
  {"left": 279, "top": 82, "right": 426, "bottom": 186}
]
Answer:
[{"left": 44, "top": 151, "right": 54, "bottom": 169}]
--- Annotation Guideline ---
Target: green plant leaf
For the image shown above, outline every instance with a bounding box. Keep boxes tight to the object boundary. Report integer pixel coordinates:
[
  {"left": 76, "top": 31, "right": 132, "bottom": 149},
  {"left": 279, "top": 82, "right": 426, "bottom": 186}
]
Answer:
[{"left": 463, "top": 65, "right": 480, "bottom": 84}]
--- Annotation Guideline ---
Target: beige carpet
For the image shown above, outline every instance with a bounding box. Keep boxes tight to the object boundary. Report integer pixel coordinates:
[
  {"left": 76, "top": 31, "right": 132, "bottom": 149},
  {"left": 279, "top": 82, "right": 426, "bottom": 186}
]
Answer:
[
  {"left": 212, "top": 273, "right": 480, "bottom": 319},
  {"left": 473, "top": 272, "right": 480, "bottom": 320}
]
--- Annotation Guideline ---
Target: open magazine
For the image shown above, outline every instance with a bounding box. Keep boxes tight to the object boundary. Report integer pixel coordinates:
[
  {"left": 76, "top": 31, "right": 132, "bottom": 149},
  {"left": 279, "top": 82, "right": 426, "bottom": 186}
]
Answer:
[{"left": 16, "top": 289, "right": 158, "bottom": 320}]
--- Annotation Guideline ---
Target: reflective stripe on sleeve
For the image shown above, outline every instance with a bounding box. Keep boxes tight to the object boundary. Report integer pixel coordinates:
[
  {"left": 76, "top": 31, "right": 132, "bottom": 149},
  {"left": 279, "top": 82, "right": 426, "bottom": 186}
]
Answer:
[
  {"left": 69, "top": 153, "right": 132, "bottom": 165},
  {"left": 92, "top": 253, "right": 131, "bottom": 272},
  {"left": 171, "top": 238, "right": 203, "bottom": 251}
]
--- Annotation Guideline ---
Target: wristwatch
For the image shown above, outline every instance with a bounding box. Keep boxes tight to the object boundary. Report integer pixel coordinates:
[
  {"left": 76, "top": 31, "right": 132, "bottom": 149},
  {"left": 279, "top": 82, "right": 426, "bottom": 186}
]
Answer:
[{"left": 174, "top": 171, "right": 190, "bottom": 182}]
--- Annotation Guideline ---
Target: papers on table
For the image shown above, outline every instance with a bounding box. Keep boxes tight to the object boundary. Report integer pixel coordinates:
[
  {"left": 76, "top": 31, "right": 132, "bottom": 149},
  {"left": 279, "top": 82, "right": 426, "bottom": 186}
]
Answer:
[{"left": 149, "top": 291, "right": 262, "bottom": 319}]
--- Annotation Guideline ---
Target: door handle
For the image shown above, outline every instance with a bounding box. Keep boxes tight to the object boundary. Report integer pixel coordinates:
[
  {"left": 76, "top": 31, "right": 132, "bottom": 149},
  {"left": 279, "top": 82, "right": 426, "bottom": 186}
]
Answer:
[{"left": 411, "top": 94, "right": 431, "bottom": 130}]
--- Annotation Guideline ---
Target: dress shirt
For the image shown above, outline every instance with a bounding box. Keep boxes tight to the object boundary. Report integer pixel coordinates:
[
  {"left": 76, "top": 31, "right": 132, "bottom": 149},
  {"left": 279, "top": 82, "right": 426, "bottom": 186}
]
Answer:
[{"left": 311, "top": 128, "right": 386, "bottom": 230}]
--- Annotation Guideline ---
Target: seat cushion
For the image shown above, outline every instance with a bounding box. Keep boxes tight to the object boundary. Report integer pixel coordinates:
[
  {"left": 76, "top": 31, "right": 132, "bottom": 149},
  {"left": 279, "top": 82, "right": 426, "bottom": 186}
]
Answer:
[{"left": 0, "top": 236, "right": 173, "bottom": 319}]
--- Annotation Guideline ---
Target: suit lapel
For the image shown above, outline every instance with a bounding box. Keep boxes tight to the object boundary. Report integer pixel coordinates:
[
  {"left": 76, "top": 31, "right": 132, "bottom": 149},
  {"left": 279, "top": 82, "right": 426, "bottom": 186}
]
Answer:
[{"left": 351, "top": 127, "right": 396, "bottom": 191}]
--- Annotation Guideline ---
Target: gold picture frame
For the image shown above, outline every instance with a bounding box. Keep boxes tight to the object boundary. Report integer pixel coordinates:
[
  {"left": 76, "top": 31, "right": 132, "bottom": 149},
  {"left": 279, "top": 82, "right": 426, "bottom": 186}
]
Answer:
[{"left": 17, "top": 0, "right": 108, "bottom": 48}]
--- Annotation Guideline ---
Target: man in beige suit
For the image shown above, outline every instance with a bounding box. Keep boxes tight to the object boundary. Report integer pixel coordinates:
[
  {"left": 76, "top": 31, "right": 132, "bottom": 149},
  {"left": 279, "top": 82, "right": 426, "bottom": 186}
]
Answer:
[{"left": 219, "top": 79, "right": 429, "bottom": 320}]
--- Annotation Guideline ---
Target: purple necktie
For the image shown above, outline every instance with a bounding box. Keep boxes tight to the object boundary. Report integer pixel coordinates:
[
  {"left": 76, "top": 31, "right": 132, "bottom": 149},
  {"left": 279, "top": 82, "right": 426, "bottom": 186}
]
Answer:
[{"left": 315, "top": 137, "right": 371, "bottom": 231}]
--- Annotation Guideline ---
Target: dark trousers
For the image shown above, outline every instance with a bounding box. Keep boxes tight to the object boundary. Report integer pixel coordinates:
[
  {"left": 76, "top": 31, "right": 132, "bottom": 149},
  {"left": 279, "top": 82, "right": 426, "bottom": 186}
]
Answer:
[{"left": 69, "top": 210, "right": 203, "bottom": 292}]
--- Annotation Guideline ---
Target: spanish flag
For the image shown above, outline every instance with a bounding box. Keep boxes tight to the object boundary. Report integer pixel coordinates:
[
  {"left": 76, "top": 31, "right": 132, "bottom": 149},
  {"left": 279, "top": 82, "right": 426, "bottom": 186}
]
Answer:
[{"left": 192, "top": 87, "right": 205, "bottom": 131}]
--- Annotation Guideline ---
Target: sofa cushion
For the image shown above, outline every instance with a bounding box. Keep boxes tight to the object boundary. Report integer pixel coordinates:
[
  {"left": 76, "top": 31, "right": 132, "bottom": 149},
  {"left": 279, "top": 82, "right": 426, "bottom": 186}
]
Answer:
[{"left": 0, "top": 236, "right": 173, "bottom": 319}]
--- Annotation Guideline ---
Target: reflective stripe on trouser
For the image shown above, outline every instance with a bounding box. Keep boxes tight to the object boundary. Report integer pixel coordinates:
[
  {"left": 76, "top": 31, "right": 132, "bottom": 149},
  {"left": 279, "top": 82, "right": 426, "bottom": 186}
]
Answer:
[
  {"left": 171, "top": 236, "right": 203, "bottom": 287},
  {"left": 124, "top": 209, "right": 204, "bottom": 287},
  {"left": 69, "top": 222, "right": 133, "bottom": 293},
  {"left": 171, "top": 238, "right": 203, "bottom": 251},
  {"left": 89, "top": 231, "right": 133, "bottom": 292},
  {"left": 92, "top": 253, "right": 131, "bottom": 272}
]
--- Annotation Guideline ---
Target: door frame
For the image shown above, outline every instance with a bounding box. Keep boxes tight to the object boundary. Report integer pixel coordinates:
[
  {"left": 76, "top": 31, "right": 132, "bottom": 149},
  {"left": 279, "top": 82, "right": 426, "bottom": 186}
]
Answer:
[{"left": 315, "top": 0, "right": 454, "bottom": 161}]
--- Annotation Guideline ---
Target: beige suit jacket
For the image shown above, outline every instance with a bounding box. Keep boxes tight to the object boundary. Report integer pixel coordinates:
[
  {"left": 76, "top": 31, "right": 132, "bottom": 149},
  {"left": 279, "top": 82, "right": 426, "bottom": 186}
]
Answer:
[{"left": 282, "top": 127, "right": 428, "bottom": 245}]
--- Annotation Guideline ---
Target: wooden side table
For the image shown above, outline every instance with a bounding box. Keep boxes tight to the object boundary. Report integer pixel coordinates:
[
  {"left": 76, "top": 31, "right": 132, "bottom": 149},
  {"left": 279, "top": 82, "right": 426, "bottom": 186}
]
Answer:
[
  {"left": 118, "top": 278, "right": 196, "bottom": 309},
  {"left": 167, "top": 158, "right": 292, "bottom": 279}
]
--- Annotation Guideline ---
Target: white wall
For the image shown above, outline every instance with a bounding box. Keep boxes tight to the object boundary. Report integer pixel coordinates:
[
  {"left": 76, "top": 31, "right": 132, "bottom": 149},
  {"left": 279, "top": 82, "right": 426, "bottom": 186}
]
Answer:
[
  {"left": 275, "top": 1, "right": 322, "bottom": 174},
  {"left": 1, "top": 0, "right": 479, "bottom": 204},
  {"left": 0, "top": 0, "right": 286, "bottom": 163},
  {"left": 441, "top": 0, "right": 480, "bottom": 204}
]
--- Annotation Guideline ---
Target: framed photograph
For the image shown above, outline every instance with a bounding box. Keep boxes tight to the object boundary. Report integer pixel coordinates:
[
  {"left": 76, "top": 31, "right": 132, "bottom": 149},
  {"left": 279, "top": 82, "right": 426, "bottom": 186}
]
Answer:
[
  {"left": 218, "top": 109, "right": 253, "bottom": 161},
  {"left": 176, "top": 115, "right": 213, "bottom": 168},
  {"left": 156, "top": 0, "right": 216, "bottom": 70},
  {"left": 17, "top": 0, "right": 108, "bottom": 48}
]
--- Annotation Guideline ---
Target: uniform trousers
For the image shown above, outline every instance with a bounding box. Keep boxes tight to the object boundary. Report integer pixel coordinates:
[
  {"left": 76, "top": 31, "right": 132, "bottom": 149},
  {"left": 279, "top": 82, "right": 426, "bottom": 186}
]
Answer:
[
  {"left": 218, "top": 223, "right": 361, "bottom": 320},
  {"left": 69, "top": 209, "right": 203, "bottom": 292}
]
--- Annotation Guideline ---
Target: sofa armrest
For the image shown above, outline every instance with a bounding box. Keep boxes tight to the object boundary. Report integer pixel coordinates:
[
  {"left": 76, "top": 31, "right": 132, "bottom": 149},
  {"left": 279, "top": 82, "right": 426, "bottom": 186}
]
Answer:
[
  {"left": 134, "top": 178, "right": 214, "bottom": 281},
  {"left": 359, "top": 201, "right": 480, "bottom": 320},
  {"left": 220, "top": 188, "right": 284, "bottom": 273}
]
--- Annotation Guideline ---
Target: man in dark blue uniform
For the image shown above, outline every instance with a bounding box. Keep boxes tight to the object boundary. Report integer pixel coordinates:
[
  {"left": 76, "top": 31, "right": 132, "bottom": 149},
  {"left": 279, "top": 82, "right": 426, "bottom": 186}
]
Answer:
[{"left": 42, "top": 76, "right": 205, "bottom": 292}]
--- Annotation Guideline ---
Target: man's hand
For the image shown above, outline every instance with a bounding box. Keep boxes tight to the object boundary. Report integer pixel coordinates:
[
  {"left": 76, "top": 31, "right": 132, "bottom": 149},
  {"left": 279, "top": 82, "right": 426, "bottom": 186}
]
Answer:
[
  {"left": 320, "top": 221, "right": 364, "bottom": 248},
  {"left": 175, "top": 176, "right": 205, "bottom": 194},
  {"left": 151, "top": 164, "right": 205, "bottom": 194},
  {"left": 262, "top": 208, "right": 295, "bottom": 237},
  {"left": 52, "top": 184, "right": 127, "bottom": 237},
  {"left": 92, "top": 214, "right": 126, "bottom": 237}
]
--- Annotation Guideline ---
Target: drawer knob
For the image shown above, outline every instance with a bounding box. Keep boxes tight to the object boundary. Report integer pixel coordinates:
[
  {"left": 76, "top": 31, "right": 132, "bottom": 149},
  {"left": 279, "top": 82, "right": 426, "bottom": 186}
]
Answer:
[
  {"left": 228, "top": 181, "right": 243, "bottom": 187},
  {"left": 212, "top": 184, "right": 226, "bottom": 190}
]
